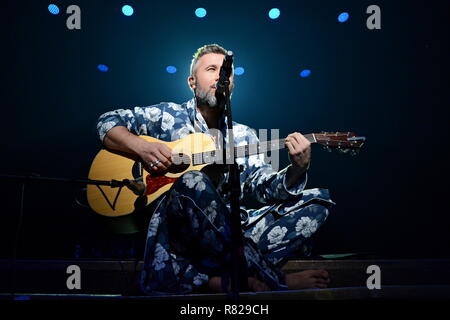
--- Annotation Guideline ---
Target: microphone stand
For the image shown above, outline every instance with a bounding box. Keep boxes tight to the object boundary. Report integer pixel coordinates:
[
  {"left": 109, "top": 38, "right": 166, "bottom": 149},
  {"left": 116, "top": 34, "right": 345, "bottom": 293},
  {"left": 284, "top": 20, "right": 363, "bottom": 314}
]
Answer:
[
  {"left": 217, "top": 52, "right": 248, "bottom": 300},
  {"left": 0, "top": 173, "right": 134, "bottom": 300}
]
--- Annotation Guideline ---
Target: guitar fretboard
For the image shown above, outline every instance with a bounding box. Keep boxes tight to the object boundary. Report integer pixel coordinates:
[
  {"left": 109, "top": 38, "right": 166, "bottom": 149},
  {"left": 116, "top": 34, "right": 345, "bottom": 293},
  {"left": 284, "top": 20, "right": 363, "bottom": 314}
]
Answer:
[{"left": 192, "top": 133, "right": 316, "bottom": 165}]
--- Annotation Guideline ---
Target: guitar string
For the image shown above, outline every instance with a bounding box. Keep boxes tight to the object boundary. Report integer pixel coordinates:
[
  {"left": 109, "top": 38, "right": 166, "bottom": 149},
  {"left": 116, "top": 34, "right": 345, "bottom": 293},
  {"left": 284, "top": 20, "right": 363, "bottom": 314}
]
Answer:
[
  {"left": 191, "top": 134, "right": 316, "bottom": 165},
  {"left": 190, "top": 134, "right": 362, "bottom": 165}
]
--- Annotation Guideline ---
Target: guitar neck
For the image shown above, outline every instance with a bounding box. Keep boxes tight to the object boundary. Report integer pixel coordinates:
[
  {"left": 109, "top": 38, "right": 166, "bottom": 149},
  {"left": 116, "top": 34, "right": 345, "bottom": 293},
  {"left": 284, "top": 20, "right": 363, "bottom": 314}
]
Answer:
[
  {"left": 192, "top": 133, "right": 316, "bottom": 165},
  {"left": 235, "top": 133, "right": 316, "bottom": 157}
]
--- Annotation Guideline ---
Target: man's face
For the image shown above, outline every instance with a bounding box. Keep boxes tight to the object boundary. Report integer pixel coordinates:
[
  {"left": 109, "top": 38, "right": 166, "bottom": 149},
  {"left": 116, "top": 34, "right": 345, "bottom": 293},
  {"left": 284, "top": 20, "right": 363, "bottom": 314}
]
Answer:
[{"left": 189, "top": 53, "right": 234, "bottom": 108}]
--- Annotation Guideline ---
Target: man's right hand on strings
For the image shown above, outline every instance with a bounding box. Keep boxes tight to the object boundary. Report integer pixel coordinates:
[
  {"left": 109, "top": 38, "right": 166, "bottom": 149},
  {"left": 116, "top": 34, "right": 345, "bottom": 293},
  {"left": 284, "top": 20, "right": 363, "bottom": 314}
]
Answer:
[
  {"left": 103, "top": 126, "right": 172, "bottom": 172},
  {"left": 136, "top": 141, "right": 173, "bottom": 172}
]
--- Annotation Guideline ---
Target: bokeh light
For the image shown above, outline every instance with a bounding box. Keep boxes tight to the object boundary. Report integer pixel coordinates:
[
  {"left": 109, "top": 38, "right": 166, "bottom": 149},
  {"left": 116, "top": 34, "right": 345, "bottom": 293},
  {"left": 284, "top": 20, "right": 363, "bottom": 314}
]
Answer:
[
  {"left": 48, "top": 4, "right": 59, "bottom": 15},
  {"left": 338, "top": 12, "right": 349, "bottom": 23},
  {"left": 97, "top": 64, "right": 109, "bottom": 72},
  {"left": 122, "top": 5, "right": 134, "bottom": 16},
  {"left": 268, "top": 8, "right": 280, "bottom": 19},
  {"left": 195, "top": 8, "right": 207, "bottom": 18},
  {"left": 300, "top": 69, "right": 311, "bottom": 78},
  {"left": 235, "top": 67, "right": 245, "bottom": 76},
  {"left": 166, "top": 66, "right": 177, "bottom": 74}
]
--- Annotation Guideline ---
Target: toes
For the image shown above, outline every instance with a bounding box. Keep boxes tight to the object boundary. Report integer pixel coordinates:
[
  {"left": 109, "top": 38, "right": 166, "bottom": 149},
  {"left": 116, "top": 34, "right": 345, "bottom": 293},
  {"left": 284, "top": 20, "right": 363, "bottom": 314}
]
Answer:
[
  {"left": 319, "top": 269, "right": 329, "bottom": 278},
  {"left": 314, "top": 269, "right": 330, "bottom": 281}
]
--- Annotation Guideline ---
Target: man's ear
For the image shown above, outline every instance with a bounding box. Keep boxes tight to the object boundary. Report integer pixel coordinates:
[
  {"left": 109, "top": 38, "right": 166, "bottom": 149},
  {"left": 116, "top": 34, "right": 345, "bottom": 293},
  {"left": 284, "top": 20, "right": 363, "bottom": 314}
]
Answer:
[{"left": 188, "top": 75, "right": 196, "bottom": 90}]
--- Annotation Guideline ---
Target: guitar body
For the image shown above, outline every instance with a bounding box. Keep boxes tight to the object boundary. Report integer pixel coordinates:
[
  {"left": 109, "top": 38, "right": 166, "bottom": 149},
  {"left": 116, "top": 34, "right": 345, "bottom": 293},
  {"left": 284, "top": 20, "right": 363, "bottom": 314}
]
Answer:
[
  {"left": 87, "top": 132, "right": 216, "bottom": 217},
  {"left": 87, "top": 130, "right": 365, "bottom": 218}
]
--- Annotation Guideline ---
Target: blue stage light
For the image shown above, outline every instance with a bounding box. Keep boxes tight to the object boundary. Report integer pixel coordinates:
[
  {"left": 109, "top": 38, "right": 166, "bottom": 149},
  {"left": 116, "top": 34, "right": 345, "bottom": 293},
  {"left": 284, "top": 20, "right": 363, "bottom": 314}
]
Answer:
[
  {"left": 235, "top": 67, "right": 245, "bottom": 76},
  {"left": 122, "top": 5, "right": 134, "bottom": 16},
  {"left": 195, "top": 8, "right": 207, "bottom": 18},
  {"left": 98, "top": 64, "right": 109, "bottom": 72},
  {"left": 300, "top": 69, "right": 311, "bottom": 78},
  {"left": 268, "top": 8, "right": 280, "bottom": 19},
  {"left": 166, "top": 66, "right": 177, "bottom": 74},
  {"left": 48, "top": 4, "right": 60, "bottom": 15},
  {"left": 338, "top": 12, "right": 349, "bottom": 23}
]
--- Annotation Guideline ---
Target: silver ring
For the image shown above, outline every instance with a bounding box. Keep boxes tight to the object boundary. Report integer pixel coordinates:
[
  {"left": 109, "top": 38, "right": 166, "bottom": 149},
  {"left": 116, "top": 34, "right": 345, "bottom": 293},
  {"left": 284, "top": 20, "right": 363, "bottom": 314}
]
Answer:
[
  {"left": 153, "top": 160, "right": 161, "bottom": 166},
  {"left": 148, "top": 162, "right": 155, "bottom": 168}
]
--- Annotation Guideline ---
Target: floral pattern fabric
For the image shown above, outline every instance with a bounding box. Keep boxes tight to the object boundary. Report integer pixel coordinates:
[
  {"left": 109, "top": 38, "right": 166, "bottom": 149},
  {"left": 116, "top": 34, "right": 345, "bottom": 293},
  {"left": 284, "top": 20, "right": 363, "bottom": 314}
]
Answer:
[{"left": 96, "top": 98, "right": 335, "bottom": 294}]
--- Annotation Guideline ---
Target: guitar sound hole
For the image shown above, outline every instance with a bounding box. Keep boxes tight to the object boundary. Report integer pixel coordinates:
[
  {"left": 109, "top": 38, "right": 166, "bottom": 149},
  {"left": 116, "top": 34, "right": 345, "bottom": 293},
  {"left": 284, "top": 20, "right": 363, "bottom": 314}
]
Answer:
[
  {"left": 167, "top": 163, "right": 190, "bottom": 174},
  {"left": 138, "top": 153, "right": 191, "bottom": 176},
  {"left": 167, "top": 153, "right": 191, "bottom": 174}
]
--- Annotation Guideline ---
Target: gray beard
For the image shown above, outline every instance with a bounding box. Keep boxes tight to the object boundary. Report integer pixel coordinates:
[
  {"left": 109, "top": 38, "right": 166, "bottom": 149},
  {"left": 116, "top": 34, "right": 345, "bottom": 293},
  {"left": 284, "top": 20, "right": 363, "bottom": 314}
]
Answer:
[{"left": 195, "top": 83, "right": 219, "bottom": 108}]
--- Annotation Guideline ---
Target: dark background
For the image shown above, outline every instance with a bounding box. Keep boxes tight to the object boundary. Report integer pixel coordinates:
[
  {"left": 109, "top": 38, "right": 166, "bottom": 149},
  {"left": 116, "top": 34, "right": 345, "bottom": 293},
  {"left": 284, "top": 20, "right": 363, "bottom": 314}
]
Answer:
[{"left": 0, "top": 0, "right": 449, "bottom": 260}]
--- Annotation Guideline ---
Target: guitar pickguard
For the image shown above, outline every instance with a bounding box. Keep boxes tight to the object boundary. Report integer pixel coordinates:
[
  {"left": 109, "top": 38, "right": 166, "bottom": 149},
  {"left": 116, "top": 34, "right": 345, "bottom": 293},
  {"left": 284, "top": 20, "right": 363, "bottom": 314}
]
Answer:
[{"left": 145, "top": 175, "right": 178, "bottom": 195}]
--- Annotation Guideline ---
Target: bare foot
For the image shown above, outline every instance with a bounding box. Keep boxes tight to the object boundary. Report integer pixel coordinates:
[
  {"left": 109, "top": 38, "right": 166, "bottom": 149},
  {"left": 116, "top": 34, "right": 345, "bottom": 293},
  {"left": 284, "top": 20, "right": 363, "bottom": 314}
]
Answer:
[{"left": 285, "top": 269, "right": 330, "bottom": 289}]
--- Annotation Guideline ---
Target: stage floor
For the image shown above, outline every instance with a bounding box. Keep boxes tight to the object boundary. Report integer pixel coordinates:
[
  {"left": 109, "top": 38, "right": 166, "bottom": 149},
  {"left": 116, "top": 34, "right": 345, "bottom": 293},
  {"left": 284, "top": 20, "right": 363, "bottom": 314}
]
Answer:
[{"left": 1, "top": 258, "right": 450, "bottom": 300}]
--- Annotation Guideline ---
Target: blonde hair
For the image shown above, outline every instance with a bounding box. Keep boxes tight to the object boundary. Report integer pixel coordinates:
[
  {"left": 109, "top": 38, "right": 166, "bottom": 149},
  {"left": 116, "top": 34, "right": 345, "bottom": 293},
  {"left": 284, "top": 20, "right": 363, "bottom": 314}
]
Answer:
[{"left": 189, "top": 44, "right": 228, "bottom": 76}]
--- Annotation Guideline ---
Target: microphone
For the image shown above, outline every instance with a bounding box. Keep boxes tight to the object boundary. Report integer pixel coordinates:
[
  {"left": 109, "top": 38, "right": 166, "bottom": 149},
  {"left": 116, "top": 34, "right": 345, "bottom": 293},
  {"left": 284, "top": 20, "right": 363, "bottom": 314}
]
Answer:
[{"left": 216, "top": 51, "right": 233, "bottom": 95}]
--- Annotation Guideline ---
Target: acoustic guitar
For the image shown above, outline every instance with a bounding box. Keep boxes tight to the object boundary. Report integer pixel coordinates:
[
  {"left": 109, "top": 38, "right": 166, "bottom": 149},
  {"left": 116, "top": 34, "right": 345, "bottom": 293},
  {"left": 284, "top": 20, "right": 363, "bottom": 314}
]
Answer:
[{"left": 87, "top": 132, "right": 365, "bottom": 217}]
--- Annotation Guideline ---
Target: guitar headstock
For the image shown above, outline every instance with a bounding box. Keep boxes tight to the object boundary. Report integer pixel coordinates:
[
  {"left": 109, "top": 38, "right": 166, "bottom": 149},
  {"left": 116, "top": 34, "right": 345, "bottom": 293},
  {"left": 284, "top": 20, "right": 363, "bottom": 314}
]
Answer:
[{"left": 314, "top": 132, "right": 366, "bottom": 155}]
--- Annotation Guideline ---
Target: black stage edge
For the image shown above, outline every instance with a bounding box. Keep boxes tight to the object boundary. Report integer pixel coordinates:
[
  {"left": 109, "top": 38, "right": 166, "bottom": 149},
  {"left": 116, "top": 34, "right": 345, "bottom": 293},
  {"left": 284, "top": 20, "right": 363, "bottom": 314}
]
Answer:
[{"left": 1, "top": 258, "right": 449, "bottom": 300}]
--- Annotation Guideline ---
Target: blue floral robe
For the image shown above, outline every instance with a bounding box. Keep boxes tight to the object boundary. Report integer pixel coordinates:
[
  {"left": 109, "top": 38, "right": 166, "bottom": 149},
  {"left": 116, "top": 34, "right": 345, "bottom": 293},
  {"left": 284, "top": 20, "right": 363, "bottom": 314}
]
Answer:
[{"left": 96, "top": 98, "right": 335, "bottom": 295}]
